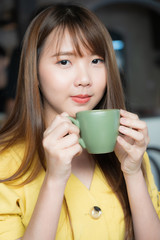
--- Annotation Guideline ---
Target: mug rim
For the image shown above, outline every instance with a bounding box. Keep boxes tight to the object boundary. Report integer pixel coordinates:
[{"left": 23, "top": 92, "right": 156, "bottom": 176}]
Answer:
[{"left": 76, "top": 109, "right": 120, "bottom": 115}]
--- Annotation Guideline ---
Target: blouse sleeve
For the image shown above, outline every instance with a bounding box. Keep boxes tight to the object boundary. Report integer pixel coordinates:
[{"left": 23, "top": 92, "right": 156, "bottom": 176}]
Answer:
[
  {"left": 0, "top": 183, "right": 25, "bottom": 240},
  {"left": 144, "top": 152, "right": 160, "bottom": 218},
  {"left": 0, "top": 146, "right": 25, "bottom": 240}
]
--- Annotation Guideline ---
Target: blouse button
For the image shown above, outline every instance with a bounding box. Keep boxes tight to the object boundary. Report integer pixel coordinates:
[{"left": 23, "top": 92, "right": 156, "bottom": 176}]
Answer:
[{"left": 90, "top": 206, "right": 102, "bottom": 219}]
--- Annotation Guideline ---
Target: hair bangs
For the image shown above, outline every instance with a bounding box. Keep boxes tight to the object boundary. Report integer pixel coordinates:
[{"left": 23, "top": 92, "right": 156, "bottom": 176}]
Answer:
[{"left": 53, "top": 19, "right": 106, "bottom": 59}]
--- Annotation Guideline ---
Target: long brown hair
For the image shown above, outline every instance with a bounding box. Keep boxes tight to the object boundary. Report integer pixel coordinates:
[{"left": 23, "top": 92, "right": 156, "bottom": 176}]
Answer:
[{"left": 0, "top": 4, "right": 145, "bottom": 239}]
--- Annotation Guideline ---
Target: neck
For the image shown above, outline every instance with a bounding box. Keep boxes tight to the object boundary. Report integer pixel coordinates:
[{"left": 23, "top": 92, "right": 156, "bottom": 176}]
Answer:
[
  {"left": 72, "top": 150, "right": 95, "bottom": 170},
  {"left": 71, "top": 150, "right": 95, "bottom": 189}
]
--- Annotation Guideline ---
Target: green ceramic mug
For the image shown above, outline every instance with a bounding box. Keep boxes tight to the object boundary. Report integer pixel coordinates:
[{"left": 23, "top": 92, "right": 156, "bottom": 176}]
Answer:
[{"left": 68, "top": 109, "right": 120, "bottom": 154}]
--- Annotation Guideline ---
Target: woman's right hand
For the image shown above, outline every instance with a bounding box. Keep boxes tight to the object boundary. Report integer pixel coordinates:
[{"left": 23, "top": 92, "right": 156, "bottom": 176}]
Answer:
[{"left": 42, "top": 112, "right": 82, "bottom": 183}]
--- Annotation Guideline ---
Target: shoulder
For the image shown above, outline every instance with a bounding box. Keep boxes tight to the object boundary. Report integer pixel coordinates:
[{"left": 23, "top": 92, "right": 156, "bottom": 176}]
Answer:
[
  {"left": 143, "top": 151, "right": 154, "bottom": 184},
  {"left": 143, "top": 152, "right": 160, "bottom": 216},
  {"left": 143, "top": 151, "right": 159, "bottom": 196},
  {"left": 0, "top": 142, "right": 26, "bottom": 179},
  {"left": 143, "top": 152, "right": 150, "bottom": 168}
]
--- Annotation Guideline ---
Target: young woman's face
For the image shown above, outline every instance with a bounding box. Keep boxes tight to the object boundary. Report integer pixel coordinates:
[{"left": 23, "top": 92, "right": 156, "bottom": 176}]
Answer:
[{"left": 38, "top": 29, "right": 107, "bottom": 124}]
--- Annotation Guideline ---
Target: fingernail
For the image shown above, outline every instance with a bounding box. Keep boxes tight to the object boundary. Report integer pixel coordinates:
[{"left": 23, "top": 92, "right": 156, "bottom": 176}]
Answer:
[
  {"left": 61, "top": 112, "right": 69, "bottom": 117},
  {"left": 120, "top": 109, "right": 126, "bottom": 114}
]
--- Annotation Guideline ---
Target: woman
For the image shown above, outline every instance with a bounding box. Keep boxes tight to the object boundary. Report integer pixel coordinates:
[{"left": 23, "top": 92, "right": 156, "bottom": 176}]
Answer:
[{"left": 0, "top": 4, "right": 159, "bottom": 240}]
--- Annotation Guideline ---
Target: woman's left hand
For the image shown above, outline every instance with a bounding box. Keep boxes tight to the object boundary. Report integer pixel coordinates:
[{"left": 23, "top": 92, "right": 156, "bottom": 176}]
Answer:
[{"left": 114, "top": 109, "right": 150, "bottom": 176}]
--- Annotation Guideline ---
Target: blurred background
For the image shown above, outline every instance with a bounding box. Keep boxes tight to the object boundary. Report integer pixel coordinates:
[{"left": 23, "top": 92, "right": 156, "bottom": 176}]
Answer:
[{"left": 0, "top": 0, "right": 160, "bottom": 187}]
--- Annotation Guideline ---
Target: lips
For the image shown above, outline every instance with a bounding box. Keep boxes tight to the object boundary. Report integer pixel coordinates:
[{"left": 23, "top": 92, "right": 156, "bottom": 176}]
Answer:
[{"left": 71, "top": 94, "right": 91, "bottom": 104}]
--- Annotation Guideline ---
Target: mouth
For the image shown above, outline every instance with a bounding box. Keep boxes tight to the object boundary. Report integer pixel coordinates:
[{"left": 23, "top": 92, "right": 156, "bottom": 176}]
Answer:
[{"left": 71, "top": 94, "right": 91, "bottom": 104}]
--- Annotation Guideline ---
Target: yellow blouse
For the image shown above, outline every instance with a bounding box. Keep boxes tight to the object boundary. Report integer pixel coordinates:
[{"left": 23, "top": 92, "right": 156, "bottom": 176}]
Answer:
[{"left": 0, "top": 143, "right": 160, "bottom": 240}]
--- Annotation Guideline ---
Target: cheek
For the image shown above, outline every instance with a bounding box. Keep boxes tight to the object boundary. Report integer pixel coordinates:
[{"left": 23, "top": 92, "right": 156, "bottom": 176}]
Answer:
[
  {"left": 39, "top": 65, "right": 58, "bottom": 91},
  {"left": 96, "top": 70, "right": 107, "bottom": 93},
  {"left": 97, "top": 83, "right": 107, "bottom": 101}
]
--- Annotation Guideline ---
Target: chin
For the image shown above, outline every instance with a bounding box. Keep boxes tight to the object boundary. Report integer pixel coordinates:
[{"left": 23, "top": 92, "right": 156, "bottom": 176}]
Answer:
[
  {"left": 68, "top": 110, "right": 83, "bottom": 118},
  {"left": 68, "top": 105, "right": 93, "bottom": 118}
]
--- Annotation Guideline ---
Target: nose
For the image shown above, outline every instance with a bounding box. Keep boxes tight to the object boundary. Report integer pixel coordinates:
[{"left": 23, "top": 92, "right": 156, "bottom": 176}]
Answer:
[{"left": 74, "top": 63, "right": 92, "bottom": 87}]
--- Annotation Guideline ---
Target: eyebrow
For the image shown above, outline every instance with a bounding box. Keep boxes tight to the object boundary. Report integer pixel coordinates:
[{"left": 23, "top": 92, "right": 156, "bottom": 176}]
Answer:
[
  {"left": 51, "top": 51, "right": 102, "bottom": 58},
  {"left": 52, "top": 51, "right": 76, "bottom": 57}
]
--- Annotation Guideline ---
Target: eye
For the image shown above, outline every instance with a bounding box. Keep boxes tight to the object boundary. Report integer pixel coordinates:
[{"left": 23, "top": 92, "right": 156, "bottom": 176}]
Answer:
[
  {"left": 92, "top": 58, "right": 104, "bottom": 64},
  {"left": 57, "top": 60, "right": 71, "bottom": 66}
]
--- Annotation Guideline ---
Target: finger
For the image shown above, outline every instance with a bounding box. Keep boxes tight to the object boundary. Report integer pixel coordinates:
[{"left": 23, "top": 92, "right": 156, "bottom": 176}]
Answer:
[
  {"left": 120, "top": 117, "right": 147, "bottom": 131},
  {"left": 56, "top": 133, "right": 79, "bottom": 149},
  {"left": 120, "top": 110, "right": 148, "bottom": 138},
  {"left": 117, "top": 135, "right": 146, "bottom": 162},
  {"left": 117, "top": 135, "right": 136, "bottom": 155},
  {"left": 53, "top": 122, "right": 80, "bottom": 139},
  {"left": 61, "top": 112, "right": 69, "bottom": 117},
  {"left": 118, "top": 132, "right": 134, "bottom": 145},
  {"left": 44, "top": 114, "right": 71, "bottom": 137},
  {"left": 43, "top": 122, "right": 80, "bottom": 149},
  {"left": 65, "top": 144, "right": 82, "bottom": 162},
  {"left": 120, "top": 109, "right": 139, "bottom": 120},
  {"left": 120, "top": 117, "right": 149, "bottom": 145},
  {"left": 119, "top": 126, "right": 145, "bottom": 144},
  {"left": 117, "top": 135, "right": 132, "bottom": 150}
]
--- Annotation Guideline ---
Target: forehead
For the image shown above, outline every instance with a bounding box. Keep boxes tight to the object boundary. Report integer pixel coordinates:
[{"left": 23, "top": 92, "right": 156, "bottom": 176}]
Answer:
[{"left": 41, "top": 27, "right": 93, "bottom": 57}]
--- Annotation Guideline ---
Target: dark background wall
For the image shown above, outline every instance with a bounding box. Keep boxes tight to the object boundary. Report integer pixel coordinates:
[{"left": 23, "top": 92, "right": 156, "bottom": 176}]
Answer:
[{"left": 0, "top": 0, "right": 160, "bottom": 117}]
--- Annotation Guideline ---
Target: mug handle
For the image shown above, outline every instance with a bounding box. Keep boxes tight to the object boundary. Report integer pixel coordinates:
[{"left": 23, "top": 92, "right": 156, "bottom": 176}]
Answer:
[{"left": 68, "top": 116, "right": 86, "bottom": 149}]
